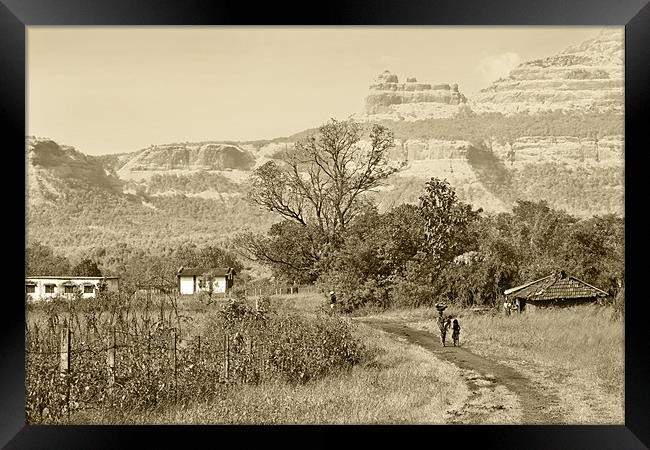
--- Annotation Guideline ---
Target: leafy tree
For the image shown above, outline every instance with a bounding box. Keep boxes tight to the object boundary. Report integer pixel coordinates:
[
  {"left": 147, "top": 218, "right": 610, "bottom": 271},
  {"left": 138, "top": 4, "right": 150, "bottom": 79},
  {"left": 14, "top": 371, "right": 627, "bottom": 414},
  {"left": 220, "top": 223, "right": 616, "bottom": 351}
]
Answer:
[
  {"left": 562, "top": 214, "right": 624, "bottom": 295},
  {"left": 234, "top": 221, "right": 324, "bottom": 284},
  {"left": 26, "top": 241, "right": 71, "bottom": 276},
  {"left": 71, "top": 258, "right": 103, "bottom": 277},
  {"left": 322, "top": 203, "right": 430, "bottom": 311},
  {"left": 418, "top": 177, "right": 481, "bottom": 272}
]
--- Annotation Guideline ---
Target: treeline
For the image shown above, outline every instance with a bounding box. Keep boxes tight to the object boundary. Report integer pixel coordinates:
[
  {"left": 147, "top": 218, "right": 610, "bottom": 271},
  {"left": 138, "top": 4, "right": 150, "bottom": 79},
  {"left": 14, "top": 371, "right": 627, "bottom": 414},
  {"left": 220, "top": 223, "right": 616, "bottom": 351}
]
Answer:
[
  {"left": 239, "top": 119, "right": 623, "bottom": 313},
  {"left": 377, "top": 110, "right": 624, "bottom": 145},
  {"left": 26, "top": 240, "right": 245, "bottom": 293},
  {"left": 27, "top": 184, "right": 278, "bottom": 261},
  {"left": 143, "top": 171, "right": 243, "bottom": 195},
  {"left": 282, "top": 111, "right": 623, "bottom": 148},
  {"left": 258, "top": 185, "right": 623, "bottom": 312}
]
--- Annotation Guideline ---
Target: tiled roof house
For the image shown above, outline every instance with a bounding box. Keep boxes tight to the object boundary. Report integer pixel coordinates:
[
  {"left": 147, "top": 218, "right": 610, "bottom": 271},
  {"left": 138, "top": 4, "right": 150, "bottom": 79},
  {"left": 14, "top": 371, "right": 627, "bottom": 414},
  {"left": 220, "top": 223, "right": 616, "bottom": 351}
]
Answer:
[{"left": 504, "top": 270, "right": 609, "bottom": 311}]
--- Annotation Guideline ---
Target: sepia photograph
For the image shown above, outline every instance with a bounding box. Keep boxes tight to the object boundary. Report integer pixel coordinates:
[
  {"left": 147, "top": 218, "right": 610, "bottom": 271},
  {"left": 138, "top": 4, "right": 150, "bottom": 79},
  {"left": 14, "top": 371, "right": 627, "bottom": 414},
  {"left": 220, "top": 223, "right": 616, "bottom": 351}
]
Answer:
[{"left": 24, "top": 25, "right": 626, "bottom": 426}]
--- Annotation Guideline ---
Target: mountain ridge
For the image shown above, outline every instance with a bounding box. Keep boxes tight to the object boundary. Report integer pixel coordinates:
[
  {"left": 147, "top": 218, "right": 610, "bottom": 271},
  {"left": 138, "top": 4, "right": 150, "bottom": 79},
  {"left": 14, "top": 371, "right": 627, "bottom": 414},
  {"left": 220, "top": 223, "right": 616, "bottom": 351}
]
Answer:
[{"left": 26, "top": 28, "right": 624, "bottom": 258}]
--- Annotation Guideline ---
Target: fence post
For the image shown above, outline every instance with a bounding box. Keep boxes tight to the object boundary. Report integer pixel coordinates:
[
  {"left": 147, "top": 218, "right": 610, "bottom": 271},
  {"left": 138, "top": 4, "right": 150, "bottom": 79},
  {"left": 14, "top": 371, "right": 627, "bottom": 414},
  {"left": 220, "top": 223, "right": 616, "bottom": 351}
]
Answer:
[
  {"left": 247, "top": 337, "right": 253, "bottom": 383},
  {"left": 224, "top": 334, "right": 230, "bottom": 383},
  {"left": 59, "top": 327, "right": 70, "bottom": 375},
  {"left": 106, "top": 327, "right": 116, "bottom": 387},
  {"left": 170, "top": 329, "right": 177, "bottom": 403},
  {"left": 59, "top": 327, "right": 71, "bottom": 422}
]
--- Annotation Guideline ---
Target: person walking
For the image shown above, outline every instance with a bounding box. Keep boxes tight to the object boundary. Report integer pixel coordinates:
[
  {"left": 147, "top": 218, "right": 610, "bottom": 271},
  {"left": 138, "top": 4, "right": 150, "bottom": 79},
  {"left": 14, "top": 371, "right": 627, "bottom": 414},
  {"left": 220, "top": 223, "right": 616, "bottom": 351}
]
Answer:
[
  {"left": 451, "top": 318, "right": 461, "bottom": 346},
  {"left": 437, "top": 315, "right": 451, "bottom": 346},
  {"left": 329, "top": 291, "right": 337, "bottom": 310}
]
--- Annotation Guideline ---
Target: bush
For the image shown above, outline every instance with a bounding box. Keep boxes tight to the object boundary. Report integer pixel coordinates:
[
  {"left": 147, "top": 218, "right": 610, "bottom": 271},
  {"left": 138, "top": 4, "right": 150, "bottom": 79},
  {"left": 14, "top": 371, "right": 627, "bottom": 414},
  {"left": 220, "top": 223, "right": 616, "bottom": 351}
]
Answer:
[
  {"left": 389, "top": 278, "right": 437, "bottom": 308},
  {"left": 205, "top": 298, "right": 367, "bottom": 383}
]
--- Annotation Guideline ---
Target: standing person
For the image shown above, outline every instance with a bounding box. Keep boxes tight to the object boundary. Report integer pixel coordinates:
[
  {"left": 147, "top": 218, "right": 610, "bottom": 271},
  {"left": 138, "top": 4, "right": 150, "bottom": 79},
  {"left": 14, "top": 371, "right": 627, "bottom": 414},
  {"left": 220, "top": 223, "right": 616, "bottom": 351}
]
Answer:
[
  {"left": 503, "top": 299, "right": 510, "bottom": 316},
  {"left": 329, "top": 291, "right": 337, "bottom": 310},
  {"left": 435, "top": 303, "right": 449, "bottom": 346},
  {"left": 451, "top": 318, "right": 461, "bottom": 346},
  {"left": 437, "top": 315, "right": 451, "bottom": 346}
]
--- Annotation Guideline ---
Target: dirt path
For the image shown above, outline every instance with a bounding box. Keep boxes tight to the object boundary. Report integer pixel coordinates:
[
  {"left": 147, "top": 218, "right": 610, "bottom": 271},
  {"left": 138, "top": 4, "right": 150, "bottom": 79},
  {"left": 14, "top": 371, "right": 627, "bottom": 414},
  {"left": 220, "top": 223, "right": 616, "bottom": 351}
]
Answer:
[{"left": 359, "top": 318, "right": 565, "bottom": 424}]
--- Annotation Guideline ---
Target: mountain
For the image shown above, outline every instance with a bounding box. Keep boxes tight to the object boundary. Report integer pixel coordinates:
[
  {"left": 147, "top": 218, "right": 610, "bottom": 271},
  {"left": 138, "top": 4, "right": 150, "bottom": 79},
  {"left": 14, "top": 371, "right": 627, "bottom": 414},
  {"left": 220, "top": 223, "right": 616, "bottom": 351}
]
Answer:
[
  {"left": 471, "top": 28, "right": 623, "bottom": 115},
  {"left": 26, "top": 28, "right": 624, "bottom": 260},
  {"left": 354, "top": 70, "right": 469, "bottom": 122},
  {"left": 26, "top": 137, "right": 123, "bottom": 206},
  {"left": 26, "top": 137, "right": 278, "bottom": 261}
]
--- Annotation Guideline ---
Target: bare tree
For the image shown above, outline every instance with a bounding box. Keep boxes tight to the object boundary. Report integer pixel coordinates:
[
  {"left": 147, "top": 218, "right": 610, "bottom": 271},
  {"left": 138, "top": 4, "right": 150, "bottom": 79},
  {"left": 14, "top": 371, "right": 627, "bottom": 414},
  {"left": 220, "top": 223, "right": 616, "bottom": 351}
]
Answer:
[
  {"left": 248, "top": 118, "right": 397, "bottom": 242},
  {"left": 241, "top": 119, "right": 398, "bottom": 279}
]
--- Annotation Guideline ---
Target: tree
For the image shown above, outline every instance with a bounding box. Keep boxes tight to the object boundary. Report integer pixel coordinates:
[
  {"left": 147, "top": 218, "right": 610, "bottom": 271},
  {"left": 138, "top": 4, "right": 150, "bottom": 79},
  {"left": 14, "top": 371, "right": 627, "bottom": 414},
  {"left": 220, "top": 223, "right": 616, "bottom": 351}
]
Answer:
[
  {"left": 418, "top": 178, "right": 481, "bottom": 271},
  {"left": 243, "top": 118, "right": 398, "bottom": 277},
  {"left": 248, "top": 119, "right": 397, "bottom": 242},
  {"left": 173, "top": 242, "right": 242, "bottom": 273},
  {"left": 26, "top": 241, "right": 71, "bottom": 276},
  {"left": 71, "top": 258, "right": 103, "bottom": 277},
  {"left": 234, "top": 221, "right": 325, "bottom": 284}
]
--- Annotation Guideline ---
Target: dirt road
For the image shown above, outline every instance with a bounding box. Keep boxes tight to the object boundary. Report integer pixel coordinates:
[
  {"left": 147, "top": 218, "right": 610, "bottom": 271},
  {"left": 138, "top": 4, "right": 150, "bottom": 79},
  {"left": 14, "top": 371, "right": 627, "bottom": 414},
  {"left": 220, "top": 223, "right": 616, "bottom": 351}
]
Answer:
[{"left": 359, "top": 318, "right": 565, "bottom": 424}]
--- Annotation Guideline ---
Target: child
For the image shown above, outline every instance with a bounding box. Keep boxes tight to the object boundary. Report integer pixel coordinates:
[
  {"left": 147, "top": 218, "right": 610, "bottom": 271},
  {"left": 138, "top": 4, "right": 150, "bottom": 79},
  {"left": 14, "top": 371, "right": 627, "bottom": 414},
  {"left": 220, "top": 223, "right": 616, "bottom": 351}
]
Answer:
[{"left": 451, "top": 318, "right": 461, "bottom": 346}]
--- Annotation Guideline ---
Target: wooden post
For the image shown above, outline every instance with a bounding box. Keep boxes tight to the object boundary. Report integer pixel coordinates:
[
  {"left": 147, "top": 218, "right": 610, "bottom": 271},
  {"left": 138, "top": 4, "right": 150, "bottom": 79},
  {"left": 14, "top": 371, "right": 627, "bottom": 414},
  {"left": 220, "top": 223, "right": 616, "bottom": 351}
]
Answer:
[
  {"left": 59, "top": 327, "right": 71, "bottom": 422},
  {"left": 247, "top": 337, "right": 253, "bottom": 383},
  {"left": 170, "top": 329, "right": 177, "bottom": 402},
  {"left": 59, "top": 327, "right": 70, "bottom": 375},
  {"left": 196, "top": 335, "right": 201, "bottom": 364},
  {"left": 224, "top": 334, "right": 230, "bottom": 382},
  {"left": 106, "top": 327, "right": 116, "bottom": 387}
]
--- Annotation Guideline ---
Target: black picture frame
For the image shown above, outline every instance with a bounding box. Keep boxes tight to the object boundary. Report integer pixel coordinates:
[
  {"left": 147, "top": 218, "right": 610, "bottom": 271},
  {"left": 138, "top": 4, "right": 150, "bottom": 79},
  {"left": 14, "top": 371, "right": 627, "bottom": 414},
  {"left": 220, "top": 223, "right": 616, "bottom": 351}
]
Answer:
[{"left": 4, "top": 0, "right": 649, "bottom": 447}]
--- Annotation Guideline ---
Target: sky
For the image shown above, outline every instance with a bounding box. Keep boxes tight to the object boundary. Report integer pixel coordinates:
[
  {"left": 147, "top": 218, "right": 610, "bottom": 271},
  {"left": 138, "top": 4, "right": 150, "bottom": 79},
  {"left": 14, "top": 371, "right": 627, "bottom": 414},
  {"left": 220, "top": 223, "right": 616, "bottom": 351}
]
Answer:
[{"left": 27, "top": 26, "right": 609, "bottom": 155}]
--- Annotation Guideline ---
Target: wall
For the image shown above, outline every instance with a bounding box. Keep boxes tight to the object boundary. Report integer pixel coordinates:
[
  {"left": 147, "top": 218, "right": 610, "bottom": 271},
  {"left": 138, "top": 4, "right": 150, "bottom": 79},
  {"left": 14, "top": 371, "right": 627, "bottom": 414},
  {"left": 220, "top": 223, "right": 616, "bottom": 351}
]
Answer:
[
  {"left": 179, "top": 276, "right": 195, "bottom": 295},
  {"left": 25, "top": 277, "right": 116, "bottom": 301}
]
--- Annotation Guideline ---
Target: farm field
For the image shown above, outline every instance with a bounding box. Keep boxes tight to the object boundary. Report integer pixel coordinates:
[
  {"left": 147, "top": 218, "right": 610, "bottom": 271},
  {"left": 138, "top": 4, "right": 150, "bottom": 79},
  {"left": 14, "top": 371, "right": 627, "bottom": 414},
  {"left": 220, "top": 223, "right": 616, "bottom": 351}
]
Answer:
[{"left": 25, "top": 292, "right": 480, "bottom": 424}]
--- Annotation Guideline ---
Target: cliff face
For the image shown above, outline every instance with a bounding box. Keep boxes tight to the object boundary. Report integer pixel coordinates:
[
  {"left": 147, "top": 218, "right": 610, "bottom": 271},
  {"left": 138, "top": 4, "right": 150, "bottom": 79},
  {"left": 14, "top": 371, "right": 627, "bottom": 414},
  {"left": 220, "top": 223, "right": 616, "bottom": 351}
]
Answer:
[
  {"left": 471, "top": 28, "right": 623, "bottom": 115},
  {"left": 358, "top": 71, "right": 468, "bottom": 121},
  {"left": 117, "top": 142, "right": 257, "bottom": 180},
  {"left": 27, "top": 137, "right": 122, "bottom": 204}
]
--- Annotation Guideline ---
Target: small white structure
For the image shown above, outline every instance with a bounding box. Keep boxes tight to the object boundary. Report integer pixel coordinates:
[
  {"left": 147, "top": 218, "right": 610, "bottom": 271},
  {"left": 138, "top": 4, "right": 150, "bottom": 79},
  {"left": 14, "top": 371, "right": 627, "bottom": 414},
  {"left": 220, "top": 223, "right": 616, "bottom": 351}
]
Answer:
[
  {"left": 26, "top": 276, "right": 120, "bottom": 301},
  {"left": 177, "top": 267, "right": 235, "bottom": 295}
]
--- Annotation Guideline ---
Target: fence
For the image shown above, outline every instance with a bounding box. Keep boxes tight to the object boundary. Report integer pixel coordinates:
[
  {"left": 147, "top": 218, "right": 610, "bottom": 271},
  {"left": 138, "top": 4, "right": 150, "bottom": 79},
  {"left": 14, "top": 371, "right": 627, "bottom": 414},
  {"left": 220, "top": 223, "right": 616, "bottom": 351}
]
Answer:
[
  {"left": 26, "top": 319, "right": 286, "bottom": 423},
  {"left": 241, "top": 284, "right": 318, "bottom": 297},
  {"left": 25, "top": 281, "right": 340, "bottom": 423}
]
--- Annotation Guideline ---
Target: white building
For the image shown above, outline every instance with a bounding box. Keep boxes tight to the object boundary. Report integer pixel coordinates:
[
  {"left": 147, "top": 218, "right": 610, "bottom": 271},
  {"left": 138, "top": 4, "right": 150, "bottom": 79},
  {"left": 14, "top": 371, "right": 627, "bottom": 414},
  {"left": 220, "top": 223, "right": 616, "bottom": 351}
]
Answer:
[
  {"left": 26, "top": 276, "right": 120, "bottom": 301},
  {"left": 177, "top": 267, "right": 235, "bottom": 295}
]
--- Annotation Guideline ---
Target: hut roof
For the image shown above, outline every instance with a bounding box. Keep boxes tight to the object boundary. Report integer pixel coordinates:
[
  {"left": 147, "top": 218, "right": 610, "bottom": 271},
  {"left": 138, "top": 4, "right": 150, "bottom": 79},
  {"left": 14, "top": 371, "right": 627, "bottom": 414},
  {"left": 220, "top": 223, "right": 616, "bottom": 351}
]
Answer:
[
  {"left": 177, "top": 267, "right": 235, "bottom": 277},
  {"left": 504, "top": 271, "right": 608, "bottom": 301}
]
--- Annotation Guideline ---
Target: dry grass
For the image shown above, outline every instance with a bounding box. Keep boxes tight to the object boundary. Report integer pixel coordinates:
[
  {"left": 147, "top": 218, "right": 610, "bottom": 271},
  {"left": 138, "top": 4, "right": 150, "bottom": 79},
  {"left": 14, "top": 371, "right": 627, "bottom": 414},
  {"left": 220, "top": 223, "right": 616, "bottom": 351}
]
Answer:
[
  {"left": 370, "top": 304, "right": 624, "bottom": 424},
  {"left": 101, "top": 323, "right": 471, "bottom": 424}
]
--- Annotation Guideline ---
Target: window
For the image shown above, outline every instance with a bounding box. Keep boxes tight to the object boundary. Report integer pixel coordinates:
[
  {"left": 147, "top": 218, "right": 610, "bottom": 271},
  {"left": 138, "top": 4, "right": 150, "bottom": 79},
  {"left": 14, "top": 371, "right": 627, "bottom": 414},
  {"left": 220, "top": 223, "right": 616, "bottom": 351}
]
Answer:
[
  {"left": 45, "top": 285, "right": 55, "bottom": 294},
  {"left": 84, "top": 285, "right": 94, "bottom": 294},
  {"left": 64, "top": 285, "right": 75, "bottom": 294},
  {"left": 26, "top": 284, "right": 36, "bottom": 294}
]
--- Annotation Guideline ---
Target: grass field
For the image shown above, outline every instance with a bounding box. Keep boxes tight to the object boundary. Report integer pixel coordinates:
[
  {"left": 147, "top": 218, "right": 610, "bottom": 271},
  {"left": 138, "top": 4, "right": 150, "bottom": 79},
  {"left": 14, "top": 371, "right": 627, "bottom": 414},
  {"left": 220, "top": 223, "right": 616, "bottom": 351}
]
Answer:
[
  {"left": 28, "top": 292, "right": 475, "bottom": 424},
  {"left": 369, "top": 304, "right": 624, "bottom": 424},
  {"left": 103, "top": 324, "right": 474, "bottom": 424},
  {"left": 27, "top": 292, "right": 622, "bottom": 424}
]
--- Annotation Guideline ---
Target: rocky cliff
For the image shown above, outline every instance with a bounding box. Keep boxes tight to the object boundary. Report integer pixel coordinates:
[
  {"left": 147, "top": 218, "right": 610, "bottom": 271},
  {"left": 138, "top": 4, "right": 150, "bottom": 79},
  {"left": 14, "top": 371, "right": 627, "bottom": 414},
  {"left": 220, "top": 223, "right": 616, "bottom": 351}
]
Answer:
[
  {"left": 472, "top": 28, "right": 623, "bottom": 115},
  {"left": 27, "top": 137, "right": 122, "bottom": 204},
  {"left": 116, "top": 142, "right": 258, "bottom": 181},
  {"left": 357, "top": 70, "right": 468, "bottom": 121}
]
